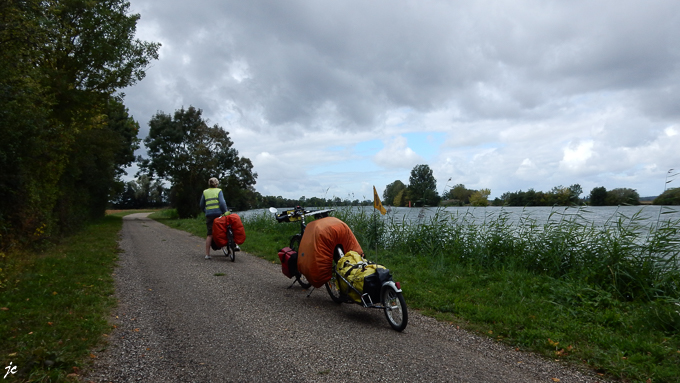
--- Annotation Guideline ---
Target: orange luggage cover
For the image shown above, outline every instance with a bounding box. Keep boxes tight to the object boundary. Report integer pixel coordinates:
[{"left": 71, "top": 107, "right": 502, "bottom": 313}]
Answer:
[
  {"left": 226, "top": 213, "right": 246, "bottom": 245},
  {"left": 297, "top": 217, "right": 363, "bottom": 288}
]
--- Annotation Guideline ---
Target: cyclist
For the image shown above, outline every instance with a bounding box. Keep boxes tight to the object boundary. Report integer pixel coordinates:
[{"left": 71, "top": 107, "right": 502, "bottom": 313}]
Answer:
[{"left": 199, "top": 177, "right": 229, "bottom": 259}]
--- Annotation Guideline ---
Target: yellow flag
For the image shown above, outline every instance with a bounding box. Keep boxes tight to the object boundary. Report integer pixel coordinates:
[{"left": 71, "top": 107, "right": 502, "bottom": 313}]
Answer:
[{"left": 373, "top": 186, "right": 387, "bottom": 215}]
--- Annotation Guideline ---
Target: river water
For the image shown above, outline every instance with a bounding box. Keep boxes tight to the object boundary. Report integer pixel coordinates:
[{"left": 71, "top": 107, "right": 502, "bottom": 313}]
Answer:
[{"left": 244, "top": 205, "right": 680, "bottom": 230}]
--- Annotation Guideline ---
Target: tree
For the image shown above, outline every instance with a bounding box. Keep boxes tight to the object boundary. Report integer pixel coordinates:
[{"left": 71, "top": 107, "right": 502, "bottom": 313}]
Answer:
[
  {"left": 110, "top": 175, "right": 167, "bottom": 209},
  {"left": 0, "top": 0, "right": 159, "bottom": 247},
  {"left": 139, "top": 106, "right": 257, "bottom": 218},
  {"left": 568, "top": 184, "right": 583, "bottom": 204},
  {"left": 409, "top": 164, "right": 439, "bottom": 206},
  {"left": 383, "top": 180, "right": 406, "bottom": 206},
  {"left": 56, "top": 97, "right": 143, "bottom": 228},
  {"left": 469, "top": 189, "right": 491, "bottom": 207},
  {"left": 393, "top": 188, "right": 411, "bottom": 207},
  {"left": 605, "top": 188, "right": 640, "bottom": 206},
  {"left": 444, "top": 184, "right": 473, "bottom": 205},
  {"left": 590, "top": 186, "right": 608, "bottom": 206},
  {"left": 653, "top": 187, "right": 680, "bottom": 205}
]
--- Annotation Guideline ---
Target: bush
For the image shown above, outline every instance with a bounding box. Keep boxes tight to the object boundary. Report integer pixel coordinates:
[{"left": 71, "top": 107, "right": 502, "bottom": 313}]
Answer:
[{"left": 654, "top": 188, "right": 680, "bottom": 205}]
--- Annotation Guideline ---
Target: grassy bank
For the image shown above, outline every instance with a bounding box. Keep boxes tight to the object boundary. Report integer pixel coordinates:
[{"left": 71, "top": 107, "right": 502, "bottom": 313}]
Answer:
[
  {"left": 0, "top": 213, "right": 136, "bottom": 382},
  {"left": 153, "top": 207, "right": 680, "bottom": 383}
]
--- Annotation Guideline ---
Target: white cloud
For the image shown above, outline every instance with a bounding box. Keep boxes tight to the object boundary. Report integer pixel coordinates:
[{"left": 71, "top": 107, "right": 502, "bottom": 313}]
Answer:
[
  {"left": 559, "top": 140, "right": 594, "bottom": 173},
  {"left": 374, "top": 136, "right": 424, "bottom": 169}
]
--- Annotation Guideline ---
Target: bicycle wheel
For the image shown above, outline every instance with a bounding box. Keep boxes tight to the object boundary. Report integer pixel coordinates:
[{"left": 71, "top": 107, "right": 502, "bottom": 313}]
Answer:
[
  {"left": 325, "top": 271, "right": 343, "bottom": 304},
  {"left": 289, "top": 234, "right": 302, "bottom": 252},
  {"left": 222, "top": 246, "right": 235, "bottom": 262},
  {"left": 382, "top": 287, "right": 408, "bottom": 332},
  {"left": 227, "top": 228, "right": 236, "bottom": 262},
  {"left": 296, "top": 274, "right": 312, "bottom": 289}
]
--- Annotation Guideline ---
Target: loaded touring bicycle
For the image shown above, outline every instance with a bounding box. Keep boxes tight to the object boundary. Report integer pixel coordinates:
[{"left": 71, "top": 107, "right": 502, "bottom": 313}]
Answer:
[{"left": 272, "top": 207, "right": 408, "bottom": 331}]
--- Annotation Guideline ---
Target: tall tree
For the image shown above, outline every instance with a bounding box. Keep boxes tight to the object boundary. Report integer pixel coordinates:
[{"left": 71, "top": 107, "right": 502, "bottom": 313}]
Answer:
[
  {"left": 139, "top": 106, "right": 257, "bottom": 218},
  {"left": 589, "top": 186, "right": 608, "bottom": 206},
  {"left": 568, "top": 184, "right": 583, "bottom": 204},
  {"left": 0, "top": 0, "right": 159, "bottom": 247},
  {"left": 408, "top": 164, "right": 439, "bottom": 206},
  {"left": 56, "top": 97, "right": 142, "bottom": 229},
  {"left": 383, "top": 180, "right": 406, "bottom": 206}
]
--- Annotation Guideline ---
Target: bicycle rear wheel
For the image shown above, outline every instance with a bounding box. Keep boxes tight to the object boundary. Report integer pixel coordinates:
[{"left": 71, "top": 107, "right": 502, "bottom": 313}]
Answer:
[{"left": 222, "top": 246, "right": 235, "bottom": 262}]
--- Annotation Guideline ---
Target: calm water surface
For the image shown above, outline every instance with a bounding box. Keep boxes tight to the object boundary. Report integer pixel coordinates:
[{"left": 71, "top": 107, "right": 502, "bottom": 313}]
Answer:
[{"left": 245, "top": 205, "right": 680, "bottom": 229}]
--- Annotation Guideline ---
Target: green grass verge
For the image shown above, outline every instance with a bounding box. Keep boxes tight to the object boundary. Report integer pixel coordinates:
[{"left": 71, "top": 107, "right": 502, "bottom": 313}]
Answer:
[
  {"left": 0, "top": 215, "right": 130, "bottom": 382},
  {"left": 150, "top": 207, "right": 680, "bottom": 383}
]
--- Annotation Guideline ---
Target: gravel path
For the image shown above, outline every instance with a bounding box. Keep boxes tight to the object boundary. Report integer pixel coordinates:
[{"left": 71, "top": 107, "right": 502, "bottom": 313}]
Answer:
[{"left": 85, "top": 213, "right": 610, "bottom": 382}]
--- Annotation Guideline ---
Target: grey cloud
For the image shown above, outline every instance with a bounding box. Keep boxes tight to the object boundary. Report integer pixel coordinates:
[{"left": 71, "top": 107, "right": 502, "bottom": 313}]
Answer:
[{"left": 122, "top": 0, "right": 680, "bottom": 198}]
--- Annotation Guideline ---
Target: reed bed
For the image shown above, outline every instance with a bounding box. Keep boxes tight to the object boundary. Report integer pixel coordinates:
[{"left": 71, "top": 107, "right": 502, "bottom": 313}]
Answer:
[{"left": 337, "top": 206, "right": 680, "bottom": 304}]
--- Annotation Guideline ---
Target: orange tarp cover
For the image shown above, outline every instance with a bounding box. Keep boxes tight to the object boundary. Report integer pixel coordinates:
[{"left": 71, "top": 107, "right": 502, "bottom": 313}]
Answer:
[
  {"left": 297, "top": 217, "right": 363, "bottom": 288},
  {"left": 226, "top": 214, "right": 246, "bottom": 245}
]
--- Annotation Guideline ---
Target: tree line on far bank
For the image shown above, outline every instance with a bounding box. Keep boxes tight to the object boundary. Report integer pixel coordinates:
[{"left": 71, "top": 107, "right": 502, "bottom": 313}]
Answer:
[
  {"left": 379, "top": 165, "right": 680, "bottom": 208},
  {"left": 113, "top": 161, "right": 680, "bottom": 212},
  {"left": 246, "top": 165, "right": 680, "bottom": 210}
]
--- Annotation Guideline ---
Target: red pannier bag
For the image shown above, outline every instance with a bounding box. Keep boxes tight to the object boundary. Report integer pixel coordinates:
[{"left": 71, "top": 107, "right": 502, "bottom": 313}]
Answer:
[
  {"left": 226, "top": 213, "right": 246, "bottom": 245},
  {"left": 277, "top": 247, "right": 298, "bottom": 279},
  {"left": 297, "top": 217, "right": 363, "bottom": 288},
  {"left": 211, "top": 215, "right": 229, "bottom": 248},
  {"left": 211, "top": 213, "right": 246, "bottom": 248}
]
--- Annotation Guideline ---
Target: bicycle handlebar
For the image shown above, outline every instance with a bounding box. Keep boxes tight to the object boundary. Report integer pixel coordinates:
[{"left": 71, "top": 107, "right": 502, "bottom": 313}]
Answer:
[{"left": 272, "top": 207, "right": 334, "bottom": 223}]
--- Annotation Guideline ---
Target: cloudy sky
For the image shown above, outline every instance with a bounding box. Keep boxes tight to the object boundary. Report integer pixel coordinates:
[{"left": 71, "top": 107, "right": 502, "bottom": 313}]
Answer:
[{"left": 122, "top": 0, "right": 680, "bottom": 201}]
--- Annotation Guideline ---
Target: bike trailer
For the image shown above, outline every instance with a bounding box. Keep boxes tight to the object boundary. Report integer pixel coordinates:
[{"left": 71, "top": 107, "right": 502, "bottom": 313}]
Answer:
[
  {"left": 297, "top": 217, "right": 363, "bottom": 288},
  {"left": 336, "top": 251, "right": 392, "bottom": 304},
  {"left": 278, "top": 247, "right": 298, "bottom": 279}
]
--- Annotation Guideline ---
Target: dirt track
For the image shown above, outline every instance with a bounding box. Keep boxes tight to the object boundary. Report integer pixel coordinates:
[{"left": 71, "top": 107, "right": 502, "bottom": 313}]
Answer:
[{"left": 85, "top": 213, "right": 609, "bottom": 382}]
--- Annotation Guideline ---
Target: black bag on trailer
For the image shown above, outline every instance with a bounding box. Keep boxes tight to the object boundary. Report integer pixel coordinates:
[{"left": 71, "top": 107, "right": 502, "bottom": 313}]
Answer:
[{"left": 362, "top": 267, "right": 393, "bottom": 304}]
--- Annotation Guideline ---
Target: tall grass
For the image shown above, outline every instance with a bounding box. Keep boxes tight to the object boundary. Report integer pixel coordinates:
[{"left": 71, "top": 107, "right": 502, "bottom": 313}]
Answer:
[{"left": 361, "top": 206, "right": 680, "bottom": 304}]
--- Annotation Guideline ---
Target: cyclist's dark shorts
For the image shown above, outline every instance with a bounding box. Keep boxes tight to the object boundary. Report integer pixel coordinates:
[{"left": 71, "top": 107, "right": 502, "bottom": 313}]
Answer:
[{"left": 206, "top": 216, "right": 217, "bottom": 235}]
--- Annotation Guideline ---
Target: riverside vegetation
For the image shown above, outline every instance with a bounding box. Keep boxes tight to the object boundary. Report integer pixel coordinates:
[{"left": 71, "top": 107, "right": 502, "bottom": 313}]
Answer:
[
  {"left": 1, "top": 208, "right": 678, "bottom": 382},
  {"left": 155, "top": 206, "right": 680, "bottom": 383}
]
